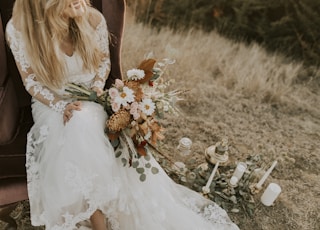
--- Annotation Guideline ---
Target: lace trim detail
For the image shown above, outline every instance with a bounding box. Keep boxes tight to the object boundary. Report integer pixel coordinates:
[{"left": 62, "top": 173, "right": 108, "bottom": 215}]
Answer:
[
  {"left": 6, "top": 20, "right": 68, "bottom": 114},
  {"left": 96, "top": 57, "right": 111, "bottom": 80},
  {"left": 46, "top": 204, "right": 121, "bottom": 230},
  {"left": 6, "top": 20, "right": 31, "bottom": 72},
  {"left": 51, "top": 162, "right": 122, "bottom": 230},
  {"left": 64, "top": 163, "right": 98, "bottom": 199},
  {"left": 26, "top": 125, "right": 49, "bottom": 201},
  {"left": 25, "top": 74, "right": 68, "bottom": 113},
  {"left": 50, "top": 100, "right": 69, "bottom": 114},
  {"left": 26, "top": 126, "right": 121, "bottom": 230},
  {"left": 91, "top": 15, "right": 111, "bottom": 89},
  {"left": 202, "top": 204, "right": 233, "bottom": 225},
  {"left": 96, "top": 18, "right": 109, "bottom": 54},
  {"left": 91, "top": 80, "right": 105, "bottom": 89},
  {"left": 183, "top": 197, "right": 236, "bottom": 226}
]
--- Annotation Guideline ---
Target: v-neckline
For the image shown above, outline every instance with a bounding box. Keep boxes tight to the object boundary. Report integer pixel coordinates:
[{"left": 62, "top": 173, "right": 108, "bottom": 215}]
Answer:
[{"left": 64, "top": 52, "right": 75, "bottom": 58}]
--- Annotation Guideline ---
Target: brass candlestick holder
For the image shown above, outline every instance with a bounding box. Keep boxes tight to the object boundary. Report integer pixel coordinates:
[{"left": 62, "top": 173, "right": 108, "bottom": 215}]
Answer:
[{"left": 202, "top": 139, "right": 229, "bottom": 194}]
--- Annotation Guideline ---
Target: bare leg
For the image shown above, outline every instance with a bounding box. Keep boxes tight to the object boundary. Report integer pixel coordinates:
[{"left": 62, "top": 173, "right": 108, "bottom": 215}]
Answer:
[{"left": 90, "top": 210, "right": 108, "bottom": 230}]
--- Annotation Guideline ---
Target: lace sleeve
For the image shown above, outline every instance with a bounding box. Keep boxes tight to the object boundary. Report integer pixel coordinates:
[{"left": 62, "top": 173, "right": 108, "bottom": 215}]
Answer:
[
  {"left": 90, "top": 15, "right": 111, "bottom": 90},
  {"left": 5, "top": 20, "right": 68, "bottom": 114}
]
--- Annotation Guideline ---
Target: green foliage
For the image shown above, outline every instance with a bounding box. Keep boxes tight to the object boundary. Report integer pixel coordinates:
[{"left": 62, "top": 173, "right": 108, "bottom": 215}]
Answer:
[{"left": 133, "top": 0, "right": 320, "bottom": 68}]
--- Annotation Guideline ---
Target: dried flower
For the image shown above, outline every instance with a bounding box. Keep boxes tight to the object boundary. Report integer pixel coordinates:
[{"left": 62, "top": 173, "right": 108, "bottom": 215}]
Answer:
[
  {"left": 127, "top": 68, "right": 145, "bottom": 81},
  {"left": 65, "top": 56, "right": 185, "bottom": 181},
  {"left": 115, "top": 79, "right": 124, "bottom": 88},
  {"left": 124, "top": 80, "right": 144, "bottom": 101},
  {"left": 107, "top": 109, "right": 131, "bottom": 132},
  {"left": 109, "top": 87, "right": 119, "bottom": 99}
]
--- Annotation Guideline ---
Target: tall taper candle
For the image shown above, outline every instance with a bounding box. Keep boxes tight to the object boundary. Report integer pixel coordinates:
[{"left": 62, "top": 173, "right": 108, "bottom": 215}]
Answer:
[{"left": 255, "top": 160, "right": 278, "bottom": 190}]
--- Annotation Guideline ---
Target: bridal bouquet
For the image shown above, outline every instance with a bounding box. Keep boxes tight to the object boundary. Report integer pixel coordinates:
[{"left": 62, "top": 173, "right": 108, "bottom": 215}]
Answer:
[{"left": 66, "top": 57, "right": 186, "bottom": 181}]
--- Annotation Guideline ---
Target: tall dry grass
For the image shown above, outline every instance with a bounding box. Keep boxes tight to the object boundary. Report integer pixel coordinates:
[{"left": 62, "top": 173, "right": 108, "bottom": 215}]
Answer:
[
  {"left": 122, "top": 10, "right": 306, "bottom": 105},
  {"left": 121, "top": 12, "right": 320, "bottom": 230}
]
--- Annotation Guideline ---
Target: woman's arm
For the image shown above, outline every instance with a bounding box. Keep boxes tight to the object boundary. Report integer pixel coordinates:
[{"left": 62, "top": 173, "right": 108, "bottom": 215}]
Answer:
[
  {"left": 90, "top": 11, "right": 111, "bottom": 94},
  {"left": 6, "top": 20, "right": 69, "bottom": 114}
]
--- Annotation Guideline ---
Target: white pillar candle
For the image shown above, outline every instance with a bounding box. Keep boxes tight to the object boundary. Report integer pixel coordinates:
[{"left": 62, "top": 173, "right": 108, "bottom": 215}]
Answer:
[
  {"left": 232, "top": 162, "right": 247, "bottom": 181},
  {"left": 260, "top": 183, "right": 281, "bottom": 206}
]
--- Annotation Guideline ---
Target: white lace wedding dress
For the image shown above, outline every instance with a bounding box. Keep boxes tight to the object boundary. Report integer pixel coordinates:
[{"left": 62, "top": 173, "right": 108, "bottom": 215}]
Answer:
[{"left": 6, "top": 14, "right": 239, "bottom": 230}]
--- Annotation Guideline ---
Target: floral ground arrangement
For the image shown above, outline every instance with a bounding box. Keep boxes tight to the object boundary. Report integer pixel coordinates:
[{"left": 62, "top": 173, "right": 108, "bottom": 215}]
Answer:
[{"left": 1, "top": 10, "right": 319, "bottom": 230}]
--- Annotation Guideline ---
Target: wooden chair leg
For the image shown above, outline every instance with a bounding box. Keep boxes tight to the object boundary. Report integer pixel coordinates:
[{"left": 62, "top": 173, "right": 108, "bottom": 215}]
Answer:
[{"left": 0, "top": 203, "right": 18, "bottom": 230}]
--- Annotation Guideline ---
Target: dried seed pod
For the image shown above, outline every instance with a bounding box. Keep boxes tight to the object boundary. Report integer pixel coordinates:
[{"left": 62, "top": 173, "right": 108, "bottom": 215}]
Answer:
[{"left": 107, "top": 109, "right": 131, "bottom": 132}]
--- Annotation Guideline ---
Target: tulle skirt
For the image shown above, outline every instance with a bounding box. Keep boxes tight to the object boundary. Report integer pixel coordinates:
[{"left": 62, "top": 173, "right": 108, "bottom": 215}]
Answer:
[{"left": 26, "top": 100, "right": 239, "bottom": 230}]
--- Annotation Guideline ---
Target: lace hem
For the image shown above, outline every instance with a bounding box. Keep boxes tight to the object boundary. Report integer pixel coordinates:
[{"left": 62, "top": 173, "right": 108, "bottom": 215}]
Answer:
[
  {"left": 31, "top": 203, "right": 121, "bottom": 230},
  {"left": 26, "top": 125, "right": 122, "bottom": 230},
  {"left": 183, "top": 197, "right": 236, "bottom": 227}
]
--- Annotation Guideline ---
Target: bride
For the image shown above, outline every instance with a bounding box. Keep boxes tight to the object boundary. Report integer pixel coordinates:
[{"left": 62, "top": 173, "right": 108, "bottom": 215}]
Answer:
[{"left": 6, "top": 0, "right": 239, "bottom": 229}]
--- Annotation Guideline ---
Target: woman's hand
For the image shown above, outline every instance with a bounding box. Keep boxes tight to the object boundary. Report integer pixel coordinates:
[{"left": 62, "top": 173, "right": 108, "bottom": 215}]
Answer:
[
  {"left": 63, "top": 101, "right": 82, "bottom": 125},
  {"left": 91, "top": 86, "right": 104, "bottom": 97}
]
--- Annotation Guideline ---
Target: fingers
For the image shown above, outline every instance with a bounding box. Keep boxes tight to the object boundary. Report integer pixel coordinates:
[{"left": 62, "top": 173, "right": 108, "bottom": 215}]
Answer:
[
  {"left": 63, "top": 101, "right": 82, "bottom": 125},
  {"left": 62, "top": 0, "right": 86, "bottom": 18},
  {"left": 63, "top": 112, "right": 72, "bottom": 125},
  {"left": 92, "top": 87, "right": 104, "bottom": 97},
  {"left": 69, "top": 101, "right": 82, "bottom": 110}
]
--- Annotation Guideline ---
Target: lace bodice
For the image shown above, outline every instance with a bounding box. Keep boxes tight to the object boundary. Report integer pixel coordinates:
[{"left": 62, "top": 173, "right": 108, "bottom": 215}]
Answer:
[{"left": 5, "top": 14, "right": 111, "bottom": 114}]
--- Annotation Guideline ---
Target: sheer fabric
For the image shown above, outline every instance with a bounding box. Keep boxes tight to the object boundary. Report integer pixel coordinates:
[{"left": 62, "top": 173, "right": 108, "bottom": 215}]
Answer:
[
  {"left": 6, "top": 13, "right": 239, "bottom": 230},
  {"left": 5, "top": 14, "right": 110, "bottom": 113}
]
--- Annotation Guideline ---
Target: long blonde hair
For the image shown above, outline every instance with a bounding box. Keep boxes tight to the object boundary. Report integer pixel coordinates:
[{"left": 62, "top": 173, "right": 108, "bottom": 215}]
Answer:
[{"left": 12, "top": 0, "right": 103, "bottom": 89}]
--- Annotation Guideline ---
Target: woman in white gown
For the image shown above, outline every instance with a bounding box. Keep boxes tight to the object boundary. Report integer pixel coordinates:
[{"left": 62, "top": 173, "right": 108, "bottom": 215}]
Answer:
[{"left": 6, "top": 0, "right": 239, "bottom": 229}]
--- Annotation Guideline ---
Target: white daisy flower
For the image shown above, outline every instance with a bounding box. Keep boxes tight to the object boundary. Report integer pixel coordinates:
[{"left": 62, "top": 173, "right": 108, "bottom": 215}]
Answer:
[
  {"left": 127, "top": 68, "right": 145, "bottom": 81},
  {"left": 139, "top": 98, "right": 155, "bottom": 116},
  {"left": 114, "top": 86, "right": 135, "bottom": 106}
]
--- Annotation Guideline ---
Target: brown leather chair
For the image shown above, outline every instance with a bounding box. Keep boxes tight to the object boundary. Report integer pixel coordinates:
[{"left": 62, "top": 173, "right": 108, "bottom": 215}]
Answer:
[{"left": 0, "top": 0, "right": 125, "bottom": 228}]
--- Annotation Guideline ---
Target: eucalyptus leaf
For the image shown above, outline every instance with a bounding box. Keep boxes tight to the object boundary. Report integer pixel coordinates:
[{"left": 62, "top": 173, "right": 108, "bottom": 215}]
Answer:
[
  {"left": 214, "top": 197, "right": 222, "bottom": 206},
  {"left": 121, "top": 158, "right": 127, "bottom": 166},
  {"left": 136, "top": 168, "right": 145, "bottom": 174},
  {"left": 247, "top": 203, "right": 255, "bottom": 209},
  {"left": 230, "top": 195, "right": 237, "bottom": 204},
  {"left": 231, "top": 208, "right": 240, "bottom": 213},
  {"left": 140, "top": 174, "right": 146, "bottom": 182},
  {"left": 145, "top": 163, "right": 151, "bottom": 168},
  {"left": 144, "top": 155, "right": 151, "bottom": 161},
  {"left": 132, "top": 161, "right": 139, "bottom": 168},
  {"left": 239, "top": 190, "right": 246, "bottom": 196},
  {"left": 247, "top": 207, "right": 254, "bottom": 217},
  {"left": 151, "top": 167, "right": 159, "bottom": 174},
  {"left": 115, "top": 151, "right": 122, "bottom": 158}
]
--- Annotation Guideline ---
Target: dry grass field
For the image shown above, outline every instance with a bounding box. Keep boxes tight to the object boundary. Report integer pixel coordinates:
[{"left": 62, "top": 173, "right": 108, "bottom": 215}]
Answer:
[
  {"left": 121, "top": 10, "right": 320, "bottom": 230},
  {"left": 2, "top": 8, "right": 319, "bottom": 230}
]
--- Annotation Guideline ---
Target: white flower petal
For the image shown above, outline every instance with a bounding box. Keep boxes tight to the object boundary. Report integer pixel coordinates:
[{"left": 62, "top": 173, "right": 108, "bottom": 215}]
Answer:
[
  {"left": 127, "top": 69, "right": 145, "bottom": 81},
  {"left": 139, "top": 98, "right": 155, "bottom": 116}
]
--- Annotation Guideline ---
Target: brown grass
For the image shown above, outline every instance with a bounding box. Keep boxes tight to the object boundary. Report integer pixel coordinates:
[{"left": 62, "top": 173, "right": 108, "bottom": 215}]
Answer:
[{"left": 122, "top": 9, "right": 320, "bottom": 230}]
